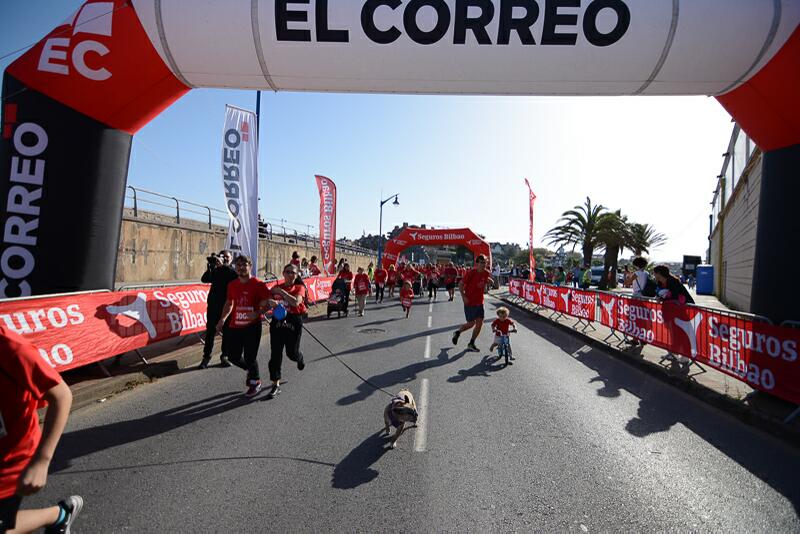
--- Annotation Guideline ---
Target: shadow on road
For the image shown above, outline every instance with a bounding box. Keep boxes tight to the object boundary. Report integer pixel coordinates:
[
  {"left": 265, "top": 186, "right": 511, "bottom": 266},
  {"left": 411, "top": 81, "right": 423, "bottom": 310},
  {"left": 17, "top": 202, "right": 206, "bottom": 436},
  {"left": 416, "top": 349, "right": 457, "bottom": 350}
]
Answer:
[
  {"left": 512, "top": 311, "right": 800, "bottom": 515},
  {"left": 331, "top": 430, "right": 390, "bottom": 489},
  {"left": 337, "top": 347, "right": 466, "bottom": 405},
  {"left": 448, "top": 354, "right": 508, "bottom": 383},
  {"left": 51, "top": 392, "right": 250, "bottom": 473}
]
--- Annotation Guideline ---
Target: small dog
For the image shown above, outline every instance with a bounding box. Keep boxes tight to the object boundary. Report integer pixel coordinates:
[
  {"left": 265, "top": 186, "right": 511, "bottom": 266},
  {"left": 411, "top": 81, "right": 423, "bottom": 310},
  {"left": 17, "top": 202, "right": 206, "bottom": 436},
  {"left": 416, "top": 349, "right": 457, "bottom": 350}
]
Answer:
[{"left": 383, "top": 389, "right": 418, "bottom": 449}]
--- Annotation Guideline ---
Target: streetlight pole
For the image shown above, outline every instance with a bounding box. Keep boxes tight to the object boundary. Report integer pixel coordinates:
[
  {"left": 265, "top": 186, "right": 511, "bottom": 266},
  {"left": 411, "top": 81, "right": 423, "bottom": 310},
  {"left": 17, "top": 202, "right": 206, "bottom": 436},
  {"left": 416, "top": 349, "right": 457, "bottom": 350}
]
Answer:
[{"left": 377, "top": 194, "right": 399, "bottom": 267}]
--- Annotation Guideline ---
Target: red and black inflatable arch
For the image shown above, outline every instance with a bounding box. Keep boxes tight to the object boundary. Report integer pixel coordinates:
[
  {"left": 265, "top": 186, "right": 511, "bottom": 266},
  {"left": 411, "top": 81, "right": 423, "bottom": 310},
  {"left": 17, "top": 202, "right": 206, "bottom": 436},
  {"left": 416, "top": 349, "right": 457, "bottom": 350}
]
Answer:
[
  {"left": 1, "top": 1, "right": 798, "bottom": 320},
  {"left": 381, "top": 227, "right": 491, "bottom": 268}
]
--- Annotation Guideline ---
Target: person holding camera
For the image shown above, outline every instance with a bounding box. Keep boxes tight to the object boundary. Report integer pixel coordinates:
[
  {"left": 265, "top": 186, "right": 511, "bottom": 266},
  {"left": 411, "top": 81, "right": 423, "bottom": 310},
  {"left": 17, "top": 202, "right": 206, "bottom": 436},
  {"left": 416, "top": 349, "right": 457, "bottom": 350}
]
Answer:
[{"left": 200, "top": 250, "right": 237, "bottom": 369}]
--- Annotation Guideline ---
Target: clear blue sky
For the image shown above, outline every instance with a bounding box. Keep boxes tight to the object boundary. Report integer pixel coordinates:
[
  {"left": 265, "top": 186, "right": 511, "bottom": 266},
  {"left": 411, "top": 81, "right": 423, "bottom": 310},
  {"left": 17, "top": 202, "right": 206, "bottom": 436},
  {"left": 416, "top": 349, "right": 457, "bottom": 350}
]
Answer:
[{"left": 2, "top": 1, "right": 735, "bottom": 262}]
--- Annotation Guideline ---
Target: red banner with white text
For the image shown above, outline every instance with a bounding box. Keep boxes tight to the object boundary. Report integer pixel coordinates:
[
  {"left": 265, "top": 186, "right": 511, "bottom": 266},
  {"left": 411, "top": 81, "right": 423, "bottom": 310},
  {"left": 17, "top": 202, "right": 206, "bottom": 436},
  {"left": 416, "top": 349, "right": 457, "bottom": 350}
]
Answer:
[
  {"left": 0, "top": 277, "right": 337, "bottom": 374},
  {"left": 508, "top": 279, "right": 800, "bottom": 403},
  {"left": 315, "top": 175, "right": 337, "bottom": 275},
  {"left": 524, "top": 179, "right": 536, "bottom": 280}
]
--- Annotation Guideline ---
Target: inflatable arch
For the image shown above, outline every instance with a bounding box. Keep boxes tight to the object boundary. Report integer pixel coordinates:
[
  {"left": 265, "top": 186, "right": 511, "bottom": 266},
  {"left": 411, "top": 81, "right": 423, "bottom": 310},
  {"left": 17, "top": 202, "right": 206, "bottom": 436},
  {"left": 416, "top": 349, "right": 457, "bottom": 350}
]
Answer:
[
  {"left": 381, "top": 227, "right": 491, "bottom": 269},
  {"left": 1, "top": 0, "right": 798, "bottom": 320}
]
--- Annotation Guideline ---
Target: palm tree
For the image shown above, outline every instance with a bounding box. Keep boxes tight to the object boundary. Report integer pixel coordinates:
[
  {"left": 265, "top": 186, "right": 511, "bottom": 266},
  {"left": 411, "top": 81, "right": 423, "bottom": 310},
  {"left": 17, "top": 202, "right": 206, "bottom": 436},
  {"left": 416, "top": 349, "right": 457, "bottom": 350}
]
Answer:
[
  {"left": 628, "top": 223, "right": 667, "bottom": 257},
  {"left": 595, "top": 210, "right": 632, "bottom": 289},
  {"left": 544, "top": 197, "right": 607, "bottom": 266}
]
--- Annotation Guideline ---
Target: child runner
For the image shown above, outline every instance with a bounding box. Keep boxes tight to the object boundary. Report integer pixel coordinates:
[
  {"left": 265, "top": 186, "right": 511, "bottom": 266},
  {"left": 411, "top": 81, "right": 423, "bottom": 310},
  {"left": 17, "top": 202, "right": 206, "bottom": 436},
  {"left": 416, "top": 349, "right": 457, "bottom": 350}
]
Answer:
[
  {"left": 387, "top": 264, "right": 398, "bottom": 298},
  {"left": 265, "top": 264, "right": 307, "bottom": 399},
  {"left": 374, "top": 264, "right": 388, "bottom": 303},
  {"left": 216, "top": 255, "right": 270, "bottom": 398},
  {"left": 0, "top": 326, "right": 84, "bottom": 534},
  {"left": 353, "top": 267, "right": 372, "bottom": 317},
  {"left": 400, "top": 281, "right": 414, "bottom": 318},
  {"left": 489, "top": 307, "right": 517, "bottom": 356}
]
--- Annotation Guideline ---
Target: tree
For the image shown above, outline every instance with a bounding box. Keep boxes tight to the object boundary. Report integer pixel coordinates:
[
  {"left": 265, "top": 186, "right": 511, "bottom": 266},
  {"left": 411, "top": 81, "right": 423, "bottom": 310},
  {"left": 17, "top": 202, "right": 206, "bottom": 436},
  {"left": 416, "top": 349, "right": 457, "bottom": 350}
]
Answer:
[
  {"left": 544, "top": 197, "right": 607, "bottom": 266},
  {"left": 628, "top": 223, "right": 667, "bottom": 257},
  {"left": 595, "top": 210, "right": 632, "bottom": 289}
]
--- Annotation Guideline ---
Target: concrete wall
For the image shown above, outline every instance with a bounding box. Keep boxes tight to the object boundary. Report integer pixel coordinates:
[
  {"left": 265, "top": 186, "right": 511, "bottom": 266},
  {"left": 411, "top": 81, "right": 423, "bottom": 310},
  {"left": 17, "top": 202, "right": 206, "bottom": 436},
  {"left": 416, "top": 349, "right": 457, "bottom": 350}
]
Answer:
[
  {"left": 709, "top": 154, "right": 762, "bottom": 312},
  {"left": 115, "top": 209, "right": 376, "bottom": 286}
]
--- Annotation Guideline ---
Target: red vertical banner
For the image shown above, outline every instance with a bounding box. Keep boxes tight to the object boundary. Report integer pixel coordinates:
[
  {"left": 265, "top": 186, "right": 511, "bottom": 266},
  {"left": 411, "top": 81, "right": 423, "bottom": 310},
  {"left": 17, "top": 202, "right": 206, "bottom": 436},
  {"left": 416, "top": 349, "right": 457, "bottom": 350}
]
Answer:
[
  {"left": 524, "top": 179, "right": 537, "bottom": 280},
  {"left": 315, "top": 175, "right": 337, "bottom": 275}
]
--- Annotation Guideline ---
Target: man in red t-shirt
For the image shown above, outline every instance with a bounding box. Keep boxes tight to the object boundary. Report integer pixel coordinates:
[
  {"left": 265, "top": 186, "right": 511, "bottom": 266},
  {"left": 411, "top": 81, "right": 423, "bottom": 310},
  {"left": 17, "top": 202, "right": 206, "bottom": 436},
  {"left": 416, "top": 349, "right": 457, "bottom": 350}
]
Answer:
[
  {"left": 217, "top": 255, "right": 270, "bottom": 398},
  {"left": 353, "top": 267, "right": 372, "bottom": 317},
  {"left": 443, "top": 262, "right": 459, "bottom": 301},
  {"left": 0, "top": 327, "right": 84, "bottom": 533},
  {"left": 452, "top": 255, "right": 495, "bottom": 352},
  {"left": 373, "top": 266, "right": 388, "bottom": 303}
]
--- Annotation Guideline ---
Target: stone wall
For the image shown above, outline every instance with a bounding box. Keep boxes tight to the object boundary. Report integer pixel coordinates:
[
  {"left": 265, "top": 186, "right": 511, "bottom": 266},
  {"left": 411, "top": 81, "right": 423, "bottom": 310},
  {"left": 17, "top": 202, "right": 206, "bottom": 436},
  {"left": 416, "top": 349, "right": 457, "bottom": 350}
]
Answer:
[{"left": 115, "top": 209, "right": 376, "bottom": 286}]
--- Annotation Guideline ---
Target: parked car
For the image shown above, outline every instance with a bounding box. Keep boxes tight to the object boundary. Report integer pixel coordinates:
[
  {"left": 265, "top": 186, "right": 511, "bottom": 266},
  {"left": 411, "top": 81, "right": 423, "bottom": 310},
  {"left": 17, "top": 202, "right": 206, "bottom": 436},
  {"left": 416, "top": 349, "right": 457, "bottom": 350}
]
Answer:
[{"left": 590, "top": 266, "right": 605, "bottom": 286}]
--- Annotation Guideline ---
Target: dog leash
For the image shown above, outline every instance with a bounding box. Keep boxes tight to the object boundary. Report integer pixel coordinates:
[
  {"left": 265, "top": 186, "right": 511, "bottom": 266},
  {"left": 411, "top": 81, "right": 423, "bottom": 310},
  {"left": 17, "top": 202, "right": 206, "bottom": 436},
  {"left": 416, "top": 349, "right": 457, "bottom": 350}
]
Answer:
[{"left": 303, "top": 324, "right": 396, "bottom": 399}]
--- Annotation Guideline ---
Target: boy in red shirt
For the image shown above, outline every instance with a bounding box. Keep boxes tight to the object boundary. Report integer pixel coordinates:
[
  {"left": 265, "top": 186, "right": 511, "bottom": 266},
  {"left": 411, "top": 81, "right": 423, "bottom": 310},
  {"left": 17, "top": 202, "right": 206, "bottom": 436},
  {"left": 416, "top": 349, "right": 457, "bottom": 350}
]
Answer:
[
  {"left": 452, "top": 255, "right": 494, "bottom": 352},
  {"left": 489, "top": 307, "right": 517, "bottom": 356},
  {"left": 0, "top": 327, "right": 83, "bottom": 534},
  {"left": 373, "top": 265, "right": 388, "bottom": 303},
  {"left": 400, "top": 281, "right": 414, "bottom": 318},
  {"left": 217, "top": 255, "right": 270, "bottom": 398},
  {"left": 353, "top": 267, "right": 372, "bottom": 317}
]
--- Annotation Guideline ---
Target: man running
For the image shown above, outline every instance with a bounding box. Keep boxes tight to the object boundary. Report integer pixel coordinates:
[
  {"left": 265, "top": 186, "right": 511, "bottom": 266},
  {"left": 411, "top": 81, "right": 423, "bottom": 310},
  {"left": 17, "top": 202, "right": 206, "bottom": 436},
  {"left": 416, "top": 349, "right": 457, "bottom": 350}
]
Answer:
[
  {"left": 443, "top": 261, "right": 459, "bottom": 301},
  {"left": 216, "top": 255, "right": 270, "bottom": 397},
  {"left": 452, "top": 255, "right": 494, "bottom": 352}
]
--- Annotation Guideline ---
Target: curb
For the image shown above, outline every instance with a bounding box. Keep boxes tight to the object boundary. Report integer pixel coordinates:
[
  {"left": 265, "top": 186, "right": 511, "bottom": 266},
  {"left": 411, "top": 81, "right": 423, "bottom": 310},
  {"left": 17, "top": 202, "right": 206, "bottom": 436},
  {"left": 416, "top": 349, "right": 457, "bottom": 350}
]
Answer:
[{"left": 492, "top": 292, "right": 800, "bottom": 446}]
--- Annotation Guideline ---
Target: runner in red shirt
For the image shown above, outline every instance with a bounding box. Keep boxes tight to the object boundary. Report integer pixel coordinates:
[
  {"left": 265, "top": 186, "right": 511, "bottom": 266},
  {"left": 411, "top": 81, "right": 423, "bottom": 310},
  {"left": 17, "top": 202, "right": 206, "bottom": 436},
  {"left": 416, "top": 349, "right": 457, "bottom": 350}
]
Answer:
[
  {"left": 400, "top": 281, "right": 414, "bottom": 318},
  {"left": 426, "top": 265, "right": 441, "bottom": 301},
  {"left": 217, "top": 255, "right": 270, "bottom": 398},
  {"left": 308, "top": 255, "right": 322, "bottom": 276},
  {"left": 0, "top": 327, "right": 84, "bottom": 533},
  {"left": 265, "top": 263, "right": 308, "bottom": 399},
  {"left": 337, "top": 263, "right": 354, "bottom": 293},
  {"left": 353, "top": 267, "right": 372, "bottom": 317},
  {"left": 373, "top": 266, "right": 388, "bottom": 303},
  {"left": 387, "top": 264, "right": 398, "bottom": 298},
  {"left": 452, "top": 255, "right": 495, "bottom": 352},
  {"left": 443, "top": 262, "right": 459, "bottom": 301}
]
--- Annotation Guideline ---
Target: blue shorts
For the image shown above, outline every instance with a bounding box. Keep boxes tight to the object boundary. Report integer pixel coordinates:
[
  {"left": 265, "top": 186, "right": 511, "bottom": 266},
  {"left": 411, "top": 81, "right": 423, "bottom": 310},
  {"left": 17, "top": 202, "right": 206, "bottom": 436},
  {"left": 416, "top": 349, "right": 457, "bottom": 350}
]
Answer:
[{"left": 464, "top": 305, "right": 484, "bottom": 322}]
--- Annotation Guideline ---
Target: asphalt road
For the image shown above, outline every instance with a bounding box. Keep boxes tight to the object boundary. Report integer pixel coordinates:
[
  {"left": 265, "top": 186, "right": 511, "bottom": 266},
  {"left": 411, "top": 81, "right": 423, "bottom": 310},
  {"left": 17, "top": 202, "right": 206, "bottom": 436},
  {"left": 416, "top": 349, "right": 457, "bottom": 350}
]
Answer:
[{"left": 26, "top": 292, "right": 800, "bottom": 532}]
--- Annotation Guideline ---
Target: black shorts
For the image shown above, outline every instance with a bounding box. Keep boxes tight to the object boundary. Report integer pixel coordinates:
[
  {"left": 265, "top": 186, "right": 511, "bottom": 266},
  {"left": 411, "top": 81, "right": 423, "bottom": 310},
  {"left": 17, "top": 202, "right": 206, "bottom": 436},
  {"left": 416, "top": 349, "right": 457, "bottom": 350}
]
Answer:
[
  {"left": 445, "top": 282, "right": 456, "bottom": 291},
  {"left": 0, "top": 495, "right": 22, "bottom": 533}
]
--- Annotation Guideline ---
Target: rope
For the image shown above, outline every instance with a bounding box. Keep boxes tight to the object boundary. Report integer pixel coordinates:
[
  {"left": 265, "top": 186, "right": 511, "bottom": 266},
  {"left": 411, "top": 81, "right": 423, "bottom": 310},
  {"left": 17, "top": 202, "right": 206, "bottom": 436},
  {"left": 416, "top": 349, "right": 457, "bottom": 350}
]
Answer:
[{"left": 303, "top": 324, "right": 395, "bottom": 398}]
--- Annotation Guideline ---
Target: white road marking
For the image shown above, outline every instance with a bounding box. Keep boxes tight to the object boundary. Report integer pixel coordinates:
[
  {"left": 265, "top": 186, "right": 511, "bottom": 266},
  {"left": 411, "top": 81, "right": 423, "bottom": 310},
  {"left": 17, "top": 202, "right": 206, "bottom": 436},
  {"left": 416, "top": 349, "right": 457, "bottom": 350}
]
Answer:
[
  {"left": 428, "top": 303, "right": 433, "bottom": 313},
  {"left": 414, "top": 378, "right": 429, "bottom": 452},
  {"left": 424, "top": 335, "right": 431, "bottom": 359},
  {"left": 427, "top": 315, "right": 432, "bottom": 328}
]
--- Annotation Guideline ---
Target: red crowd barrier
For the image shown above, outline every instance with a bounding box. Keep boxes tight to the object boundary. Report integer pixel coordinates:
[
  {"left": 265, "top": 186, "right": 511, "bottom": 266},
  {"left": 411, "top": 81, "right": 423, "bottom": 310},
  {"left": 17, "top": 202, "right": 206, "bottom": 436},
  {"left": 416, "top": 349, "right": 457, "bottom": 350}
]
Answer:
[
  {"left": 507, "top": 278, "right": 800, "bottom": 405},
  {"left": 0, "top": 276, "right": 337, "bottom": 373}
]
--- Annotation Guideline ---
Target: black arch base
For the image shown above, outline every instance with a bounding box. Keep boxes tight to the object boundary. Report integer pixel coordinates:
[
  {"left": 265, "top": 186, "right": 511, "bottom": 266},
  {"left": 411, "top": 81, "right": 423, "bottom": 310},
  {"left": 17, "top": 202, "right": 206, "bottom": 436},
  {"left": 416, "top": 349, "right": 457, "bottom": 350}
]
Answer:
[
  {"left": 750, "top": 143, "right": 800, "bottom": 325},
  {"left": 0, "top": 73, "right": 131, "bottom": 298}
]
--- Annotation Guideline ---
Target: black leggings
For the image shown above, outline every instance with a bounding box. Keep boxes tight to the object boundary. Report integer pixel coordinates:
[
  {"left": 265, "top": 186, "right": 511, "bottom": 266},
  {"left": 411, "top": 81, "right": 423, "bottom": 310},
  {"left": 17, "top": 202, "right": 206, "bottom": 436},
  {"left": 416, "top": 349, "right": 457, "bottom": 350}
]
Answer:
[
  {"left": 203, "top": 306, "right": 230, "bottom": 359},
  {"left": 375, "top": 283, "right": 385, "bottom": 302},
  {"left": 427, "top": 281, "right": 438, "bottom": 299},
  {"left": 226, "top": 322, "right": 262, "bottom": 381},
  {"left": 269, "top": 314, "right": 304, "bottom": 382}
]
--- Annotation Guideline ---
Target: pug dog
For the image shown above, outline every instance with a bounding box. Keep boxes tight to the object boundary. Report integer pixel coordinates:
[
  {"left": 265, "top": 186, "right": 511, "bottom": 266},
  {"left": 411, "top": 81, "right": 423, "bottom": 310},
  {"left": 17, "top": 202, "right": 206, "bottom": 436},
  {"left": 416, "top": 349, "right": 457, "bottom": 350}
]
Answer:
[{"left": 383, "top": 389, "right": 418, "bottom": 449}]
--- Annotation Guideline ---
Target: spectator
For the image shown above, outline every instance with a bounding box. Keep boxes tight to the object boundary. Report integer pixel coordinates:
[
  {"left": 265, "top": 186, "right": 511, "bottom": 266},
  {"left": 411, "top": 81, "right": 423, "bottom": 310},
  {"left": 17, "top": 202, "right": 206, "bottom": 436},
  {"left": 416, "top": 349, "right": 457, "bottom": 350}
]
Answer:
[
  {"left": 0, "top": 326, "right": 84, "bottom": 534},
  {"left": 200, "top": 249, "right": 237, "bottom": 369},
  {"left": 653, "top": 265, "right": 695, "bottom": 305},
  {"left": 572, "top": 265, "right": 582, "bottom": 288},
  {"left": 581, "top": 264, "right": 592, "bottom": 289},
  {"left": 216, "top": 255, "right": 270, "bottom": 398},
  {"left": 290, "top": 251, "right": 301, "bottom": 268},
  {"left": 367, "top": 261, "right": 375, "bottom": 281},
  {"left": 308, "top": 255, "right": 322, "bottom": 276},
  {"left": 353, "top": 267, "right": 372, "bottom": 316},
  {"left": 300, "top": 257, "right": 310, "bottom": 277},
  {"left": 336, "top": 258, "right": 346, "bottom": 273},
  {"left": 521, "top": 267, "right": 530, "bottom": 280},
  {"left": 265, "top": 264, "right": 307, "bottom": 399},
  {"left": 554, "top": 266, "right": 566, "bottom": 287},
  {"left": 452, "top": 254, "right": 494, "bottom": 352},
  {"left": 631, "top": 257, "right": 656, "bottom": 297}
]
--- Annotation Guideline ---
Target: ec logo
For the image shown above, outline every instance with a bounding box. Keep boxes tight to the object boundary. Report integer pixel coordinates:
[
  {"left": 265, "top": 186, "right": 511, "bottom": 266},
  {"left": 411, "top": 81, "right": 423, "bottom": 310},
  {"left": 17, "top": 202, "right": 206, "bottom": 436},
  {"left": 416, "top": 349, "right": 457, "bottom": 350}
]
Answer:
[{"left": 37, "top": 2, "right": 114, "bottom": 81}]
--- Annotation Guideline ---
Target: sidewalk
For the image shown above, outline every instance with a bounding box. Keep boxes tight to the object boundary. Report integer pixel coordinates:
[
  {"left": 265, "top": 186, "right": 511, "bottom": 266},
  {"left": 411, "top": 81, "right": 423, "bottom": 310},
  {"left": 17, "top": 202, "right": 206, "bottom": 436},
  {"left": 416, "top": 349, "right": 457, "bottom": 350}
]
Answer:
[{"left": 491, "top": 287, "right": 800, "bottom": 442}]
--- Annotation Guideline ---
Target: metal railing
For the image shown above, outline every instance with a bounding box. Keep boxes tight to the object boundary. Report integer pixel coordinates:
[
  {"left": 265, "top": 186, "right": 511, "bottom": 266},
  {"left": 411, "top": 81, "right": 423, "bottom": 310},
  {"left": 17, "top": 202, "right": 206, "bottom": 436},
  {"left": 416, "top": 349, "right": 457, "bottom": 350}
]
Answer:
[{"left": 126, "top": 186, "right": 229, "bottom": 229}]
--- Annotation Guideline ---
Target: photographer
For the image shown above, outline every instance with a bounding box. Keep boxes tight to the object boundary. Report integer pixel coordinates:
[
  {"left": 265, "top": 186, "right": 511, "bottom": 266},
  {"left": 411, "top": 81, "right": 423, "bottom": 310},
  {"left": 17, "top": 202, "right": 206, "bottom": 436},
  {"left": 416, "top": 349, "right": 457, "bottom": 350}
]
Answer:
[{"left": 199, "top": 250, "right": 237, "bottom": 369}]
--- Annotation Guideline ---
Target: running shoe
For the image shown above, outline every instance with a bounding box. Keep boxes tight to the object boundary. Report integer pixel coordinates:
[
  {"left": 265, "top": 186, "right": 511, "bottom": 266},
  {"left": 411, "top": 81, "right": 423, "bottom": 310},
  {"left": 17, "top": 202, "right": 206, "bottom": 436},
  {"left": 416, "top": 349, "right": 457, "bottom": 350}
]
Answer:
[
  {"left": 244, "top": 380, "right": 262, "bottom": 398},
  {"left": 44, "top": 495, "right": 84, "bottom": 534},
  {"left": 297, "top": 358, "right": 305, "bottom": 371},
  {"left": 198, "top": 357, "right": 210, "bottom": 370},
  {"left": 266, "top": 383, "right": 281, "bottom": 399},
  {"left": 452, "top": 331, "right": 460, "bottom": 345},
  {"left": 219, "top": 355, "right": 232, "bottom": 368},
  {"left": 467, "top": 341, "right": 480, "bottom": 352}
]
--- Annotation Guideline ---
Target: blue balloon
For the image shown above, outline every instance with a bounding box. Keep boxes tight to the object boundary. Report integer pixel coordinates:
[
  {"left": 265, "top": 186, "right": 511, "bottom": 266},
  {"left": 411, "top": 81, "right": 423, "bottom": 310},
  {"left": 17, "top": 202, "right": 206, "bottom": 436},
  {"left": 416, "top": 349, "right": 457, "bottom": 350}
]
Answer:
[{"left": 273, "top": 304, "right": 287, "bottom": 321}]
